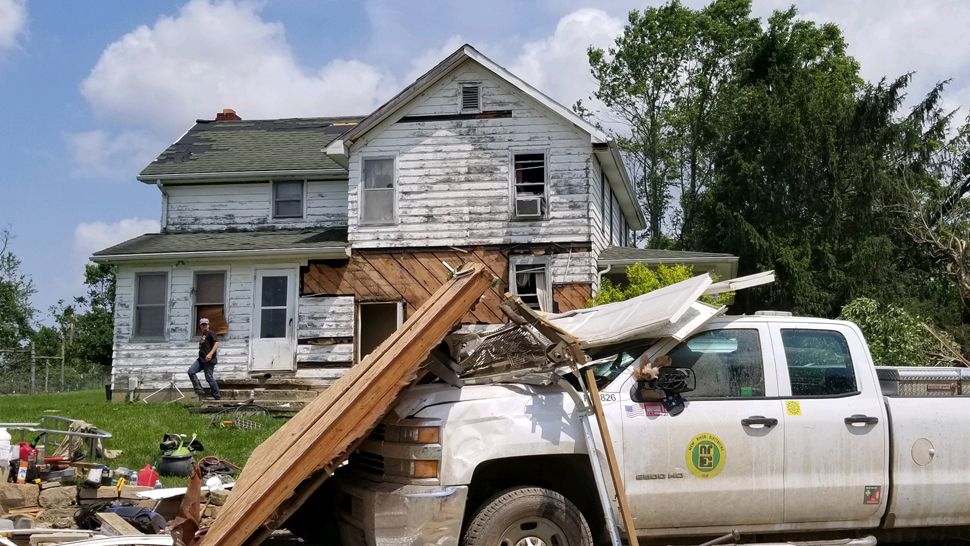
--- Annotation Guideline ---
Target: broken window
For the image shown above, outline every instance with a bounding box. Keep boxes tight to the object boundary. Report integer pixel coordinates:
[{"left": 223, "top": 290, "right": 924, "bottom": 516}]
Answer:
[
  {"left": 460, "top": 83, "right": 481, "bottom": 112},
  {"left": 273, "top": 181, "right": 303, "bottom": 218},
  {"left": 361, "top": 158, "right": 395, "bottom": 224},
  {"left": 510, "top": 260, "right": 550, "bottom": 312},
  {"left": 358, "top": 302, "right": 403, "bottom": 361},
  {"left": 664, "top": 329, "right": 766, "bottom": 399},
  {"left": 134, "top": 272, "right": 167, "bottom": 339},
  {"left": 194, "top": 272, "right": 227, "bottom": 336},
  {"left": 782, "top": 329, "right": 856, "bottom": 396},
  {"left": 512, "top": 153, "right": 546, "bottom": 219}
]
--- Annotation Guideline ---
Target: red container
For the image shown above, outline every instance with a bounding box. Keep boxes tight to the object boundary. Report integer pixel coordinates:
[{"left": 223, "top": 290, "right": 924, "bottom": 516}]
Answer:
[{"left": 137, "top": 464, "right": 159, "bottom": 487}]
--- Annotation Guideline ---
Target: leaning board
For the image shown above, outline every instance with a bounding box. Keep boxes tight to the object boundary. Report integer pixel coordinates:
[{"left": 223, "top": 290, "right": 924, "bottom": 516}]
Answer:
[{"left": 199, "top": 263, "right": 494, "bottom": 546}]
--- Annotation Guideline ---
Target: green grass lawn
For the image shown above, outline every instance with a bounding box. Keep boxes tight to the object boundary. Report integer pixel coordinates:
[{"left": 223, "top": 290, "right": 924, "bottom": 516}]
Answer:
[{"left": 0, "top": 390, "right": 286, "bottom": 487}]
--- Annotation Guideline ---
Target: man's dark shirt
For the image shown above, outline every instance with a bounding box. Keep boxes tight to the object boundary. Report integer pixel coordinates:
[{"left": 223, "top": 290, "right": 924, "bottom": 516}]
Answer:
[{"left": 199, "top": 330, "right": 218, "bottom": 363}]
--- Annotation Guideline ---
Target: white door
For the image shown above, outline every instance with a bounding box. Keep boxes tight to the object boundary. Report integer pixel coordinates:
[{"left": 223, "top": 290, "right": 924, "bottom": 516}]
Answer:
[
  {"left": 251, "top": 269, "right": 297, "bottom": 372},
  {"left": 770, "top": 323, "right": 888, "bottom": 527},
  {"left": 621, "top": 324, "right": 786, "bottom": 533}
]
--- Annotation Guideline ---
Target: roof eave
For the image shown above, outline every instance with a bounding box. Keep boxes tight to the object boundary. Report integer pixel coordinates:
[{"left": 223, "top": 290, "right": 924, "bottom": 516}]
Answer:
[
  {"left": 92, "top": 246, "right": 350, "bottom": 263},
  {"left": 594, "top": 141, "right": 647, "bottom": 229},
  {"left": 136, "top": 168, "right": 348, "bottom": 184},
  {"left": 597, "top": 256, "right": 738, "bottom": 266}
]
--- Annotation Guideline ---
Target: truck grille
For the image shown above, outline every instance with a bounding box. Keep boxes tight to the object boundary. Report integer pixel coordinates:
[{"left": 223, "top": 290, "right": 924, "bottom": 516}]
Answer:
[{"left": 349, "top": 451, "right": 384, "bottom": 476}]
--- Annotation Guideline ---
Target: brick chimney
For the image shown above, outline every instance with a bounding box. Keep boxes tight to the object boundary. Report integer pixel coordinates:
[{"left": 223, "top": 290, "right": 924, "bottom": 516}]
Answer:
[{"left": 215, "top": 108, "right": 241, "bottom": 121}]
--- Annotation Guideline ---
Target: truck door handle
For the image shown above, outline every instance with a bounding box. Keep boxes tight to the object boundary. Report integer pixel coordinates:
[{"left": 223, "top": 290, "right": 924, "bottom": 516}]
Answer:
[
  {"left": 741, "top": 416, "right": 778, "bottom": 428},
  {"left": 845, "top": 414, "right": 879, "bottom": 426}
]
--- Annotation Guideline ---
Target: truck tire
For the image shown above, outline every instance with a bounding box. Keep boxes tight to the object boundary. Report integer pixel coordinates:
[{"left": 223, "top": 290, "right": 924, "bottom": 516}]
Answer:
[{"left": 462, "top": 486, "right": 593, "bottom": 546}]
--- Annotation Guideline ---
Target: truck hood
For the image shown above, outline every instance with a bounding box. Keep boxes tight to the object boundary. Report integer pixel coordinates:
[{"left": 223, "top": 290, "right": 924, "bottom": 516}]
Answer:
[{"left": 389, "top": 382, "right": 550, "bottom": 419}]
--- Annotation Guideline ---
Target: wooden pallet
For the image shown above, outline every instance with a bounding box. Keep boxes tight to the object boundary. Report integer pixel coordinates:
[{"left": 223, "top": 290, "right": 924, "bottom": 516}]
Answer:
[{"left": 199, "top": 263, "right": 494, "bottom": 546}]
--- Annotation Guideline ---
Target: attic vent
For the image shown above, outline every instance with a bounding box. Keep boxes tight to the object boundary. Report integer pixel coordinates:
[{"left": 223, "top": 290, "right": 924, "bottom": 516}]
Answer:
[{"left": 461, "top": 84, "right": 481, "bottom": 112}]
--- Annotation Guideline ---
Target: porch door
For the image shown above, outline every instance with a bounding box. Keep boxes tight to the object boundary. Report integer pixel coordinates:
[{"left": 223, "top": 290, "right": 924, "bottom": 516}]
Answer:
[{"left": 251, "top": 269, "right": 296, "bottom": 372}]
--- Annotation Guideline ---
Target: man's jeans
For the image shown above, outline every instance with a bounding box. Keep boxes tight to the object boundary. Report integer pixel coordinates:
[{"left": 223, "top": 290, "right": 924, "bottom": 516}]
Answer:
[{"left": 188, "top": 358, "right": 220, "bottom": 398}]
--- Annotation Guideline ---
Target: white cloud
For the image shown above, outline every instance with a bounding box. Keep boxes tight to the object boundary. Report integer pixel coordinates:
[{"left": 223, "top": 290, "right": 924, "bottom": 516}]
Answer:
[
  {"left": 74, "top": 218, "right": 160, "bottom": 260},
  {"left": 66, "top": 129, "right": 164, "bottom": 179},
  {"left": 509, "top": 9, "right": 624, "bottom": 110},
  {"left": 0, "top": 0, "right": 26, "bottom": 55},
  {"left": 80, "top": 0, "right": 397, "bottom": 136}
]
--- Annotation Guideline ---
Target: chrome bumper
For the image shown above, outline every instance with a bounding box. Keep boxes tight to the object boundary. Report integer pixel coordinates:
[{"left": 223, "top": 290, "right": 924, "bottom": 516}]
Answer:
[{"left": 335, "top": 473, "right": 468, "bottom": 546}]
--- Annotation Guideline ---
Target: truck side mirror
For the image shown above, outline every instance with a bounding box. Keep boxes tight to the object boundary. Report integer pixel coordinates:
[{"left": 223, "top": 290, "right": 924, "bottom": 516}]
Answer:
[{"left": 657, "top": 367, "right": 695, "bottom": 394}]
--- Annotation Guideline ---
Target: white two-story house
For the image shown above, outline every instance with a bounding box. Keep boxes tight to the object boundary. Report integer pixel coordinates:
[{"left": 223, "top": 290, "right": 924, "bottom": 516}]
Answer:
[{"left": 93, "top": 44, "right": 736, "bottom": 400}]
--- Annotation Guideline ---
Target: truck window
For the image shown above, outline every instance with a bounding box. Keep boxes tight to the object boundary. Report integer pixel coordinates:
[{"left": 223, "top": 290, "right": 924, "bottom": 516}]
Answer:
[
  {"left": 781, "top": 329, "right": 857, "bottom": 396},
  {"left": 665, "top": 329, "right": 765, "bottom": 399}
]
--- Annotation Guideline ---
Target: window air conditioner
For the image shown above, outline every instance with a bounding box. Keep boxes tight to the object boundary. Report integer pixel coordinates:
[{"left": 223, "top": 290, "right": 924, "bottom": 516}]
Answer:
[{"left": 515, "top": 196, "right": 544, "bottom": 218}]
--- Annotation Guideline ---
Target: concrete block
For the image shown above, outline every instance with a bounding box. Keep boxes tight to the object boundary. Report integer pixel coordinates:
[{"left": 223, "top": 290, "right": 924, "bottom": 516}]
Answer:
[
  {"left": 76, "top": 486, "right": 117, "bottom": 500},
  {"left": 39, "top": 487, "right": 76, "bottom": 509},
  {"left": 0, "top": 483, "right": 39, "bottom": 510}
]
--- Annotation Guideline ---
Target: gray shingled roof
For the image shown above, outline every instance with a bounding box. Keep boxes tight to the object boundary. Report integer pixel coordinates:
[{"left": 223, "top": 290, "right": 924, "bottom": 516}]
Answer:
[
  {"left": 93, "top": 228, "right": 347, "bottom": 260},
  {"left": 598, "top": 246, "right": 737, "bottom": 264},
  {"left": 138, "top": 117, "right": 362, "bottom": 179}
]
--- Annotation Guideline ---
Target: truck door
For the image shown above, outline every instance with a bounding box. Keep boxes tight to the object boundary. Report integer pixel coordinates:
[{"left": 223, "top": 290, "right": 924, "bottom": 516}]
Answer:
[
  {"left": 620, "top": 323, "right": 785, "bottom": 533},
  {"left": 770, "top": 323, "right": 888, "bottom": 527}
]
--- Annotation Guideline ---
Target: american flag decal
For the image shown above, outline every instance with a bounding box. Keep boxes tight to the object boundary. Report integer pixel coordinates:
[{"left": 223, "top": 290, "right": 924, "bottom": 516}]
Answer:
[{"left": 624, "top": 404, "right": 646, "bottom": 418}]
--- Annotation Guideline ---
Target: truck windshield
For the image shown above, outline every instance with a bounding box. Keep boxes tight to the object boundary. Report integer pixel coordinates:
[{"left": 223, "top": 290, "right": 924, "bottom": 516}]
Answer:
[{"left": 590, "top": 347, "right": 648, "bottom": 388}]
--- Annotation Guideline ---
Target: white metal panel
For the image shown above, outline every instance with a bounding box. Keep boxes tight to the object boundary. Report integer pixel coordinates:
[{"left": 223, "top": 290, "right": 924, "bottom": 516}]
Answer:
[
  {"left": 545, "top": 274, "right": 713, "bottom": 348},
  {"left": 883, "top": 396, "right": 970, "bottom": 528},
  {"left": 771, "top": 322, "right": 889, "bottom": 527}
]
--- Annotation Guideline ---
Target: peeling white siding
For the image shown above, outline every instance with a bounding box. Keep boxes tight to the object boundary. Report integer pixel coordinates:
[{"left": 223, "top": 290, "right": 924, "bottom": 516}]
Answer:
[
  {"left": 348, "top": 61, "right": 595, "bottom": 248},
  {"left": 550, "top": 251, "right": 596, "bottom": 285},
  {"left": 111, "top": 263, "right": 251, "bottom": 392},
  {"left": 297, "top": 296, "right": 354, "bottom": 339},
  {"left": 589, "top": 159, "right": 609, "bottom": 254},
  {"left": 165, "top": 180, "right": 347, "bottom": 232}
]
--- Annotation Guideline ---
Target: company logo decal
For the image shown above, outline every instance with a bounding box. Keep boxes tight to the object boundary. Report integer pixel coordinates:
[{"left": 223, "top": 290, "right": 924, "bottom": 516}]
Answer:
[{"left": 685, "top": 432, "right": 726, "bottom": 478}]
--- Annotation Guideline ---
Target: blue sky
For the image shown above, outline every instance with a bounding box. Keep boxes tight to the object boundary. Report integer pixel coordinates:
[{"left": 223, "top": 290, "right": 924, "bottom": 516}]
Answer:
[{"left": 1, "top": 0, "right": 970, "bottom": 320}]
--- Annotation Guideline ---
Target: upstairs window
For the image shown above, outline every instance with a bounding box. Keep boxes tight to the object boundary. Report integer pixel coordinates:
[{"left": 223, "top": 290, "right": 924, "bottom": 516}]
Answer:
[
  {"left": 510, "top": 259, "right": 551, "bottom": 312},
  {"left": 361, "top": 158, "right": 395, "bottom": 224},
  {"left": 134, "top": 272, "right": 167, "bottom": 339},
  {"left": 512, "top": 152, "right": 547, "bottom": 219},
  {"left": 274, "top": 181, "right": 304, "bottom": 218},
  {"left": 460, "top": 83, "right": 481, "bottom": 112},
  {"left": 194, "top": 272, "right": 227, "bottom": 336}
]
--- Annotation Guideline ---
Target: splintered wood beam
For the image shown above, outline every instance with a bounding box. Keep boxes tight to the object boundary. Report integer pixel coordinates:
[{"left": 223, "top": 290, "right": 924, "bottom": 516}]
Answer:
[{"left": 199, "top": 263, "right": 494, "bottom": 546}]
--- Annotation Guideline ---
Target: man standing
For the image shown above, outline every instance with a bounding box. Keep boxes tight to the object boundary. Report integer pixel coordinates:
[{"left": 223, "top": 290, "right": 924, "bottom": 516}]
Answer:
[{"left": 188, "top": 317, "right": 221, "bottom": 400}]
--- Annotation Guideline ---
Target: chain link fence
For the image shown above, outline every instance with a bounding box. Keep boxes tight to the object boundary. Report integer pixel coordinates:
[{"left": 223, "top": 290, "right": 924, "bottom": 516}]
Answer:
[{"left": 0, "top": 349, "right": 108, "bottom": 394}]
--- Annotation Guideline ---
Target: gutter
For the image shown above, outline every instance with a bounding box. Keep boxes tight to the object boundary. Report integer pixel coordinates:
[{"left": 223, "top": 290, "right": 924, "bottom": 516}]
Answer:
[
  {"left": 92, "top": 246, "right": 350, "bottom": 264},
  {"left": 597, "top": 256, "right": 738, "bottom": 266},
  {"left": 136, "top": 169, "right": 347, "bottom": 184}
]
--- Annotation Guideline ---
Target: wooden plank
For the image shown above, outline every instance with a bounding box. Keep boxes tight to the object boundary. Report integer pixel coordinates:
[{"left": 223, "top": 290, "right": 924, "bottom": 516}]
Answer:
[
  {"left": 200, "top": 264, "right": 494, "bottom": 546},
  {"left": 94, "top": 512, "right": 144, "bottom": 536}
]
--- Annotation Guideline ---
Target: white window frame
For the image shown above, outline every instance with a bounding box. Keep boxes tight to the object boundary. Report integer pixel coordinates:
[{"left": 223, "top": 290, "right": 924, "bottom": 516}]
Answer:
[
  {"left": 132, "top": 271, "right": 169, "bottom": 341},
  {"left": 510, "top": 149, "right": 550, "bottom": 220},
  {"left": 359, "top": 156, "right": 397, "bottom": 226},
  {"left": 603, "top": 181, "right": 611, "bottom": 237},
  {"left": 459, "top": 81, "right": 482, "bottom": 113},
  {"left": 192, "top": 269, "right": 228, "bottom": 338},
  {"left": 272, "top": 180, "right": 305, "bottom": 219},
  {"left": 509, "top": 256, "right": 552, "bottom": 312}
]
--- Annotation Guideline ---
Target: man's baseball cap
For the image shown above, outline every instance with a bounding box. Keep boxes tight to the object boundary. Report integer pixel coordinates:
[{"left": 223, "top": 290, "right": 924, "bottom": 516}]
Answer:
[{"left": 199, "top": 318, "right": 210, "bottom": 325}]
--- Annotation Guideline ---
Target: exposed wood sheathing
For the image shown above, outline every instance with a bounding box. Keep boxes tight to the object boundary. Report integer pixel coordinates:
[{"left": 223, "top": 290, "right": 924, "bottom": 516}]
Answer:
[
  {"left": 199, "top": 263, "right": 494, "bottom": 546},
  {"left": 303, "top": 247, "right": 592, "bottom": 324}
]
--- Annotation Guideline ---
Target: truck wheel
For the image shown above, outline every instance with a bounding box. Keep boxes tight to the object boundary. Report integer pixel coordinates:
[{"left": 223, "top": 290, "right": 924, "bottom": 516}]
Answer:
[{"left": 463, "top": 487, "right": 593, "bottom": 546}]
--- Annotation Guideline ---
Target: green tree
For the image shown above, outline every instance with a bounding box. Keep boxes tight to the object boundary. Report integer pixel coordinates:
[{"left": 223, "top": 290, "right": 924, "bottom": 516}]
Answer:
[
  {"left": 839, "top": 297, "right": 962, "bottom": 366},
  {"left": 0, "top": 228, "right": 35, "bottom": 349},
  {"left": 588, "top": 0, "right": 758, "bottom": 248},
  {"left": 589, "top": 262, "right": 730, "bottom": 306}
]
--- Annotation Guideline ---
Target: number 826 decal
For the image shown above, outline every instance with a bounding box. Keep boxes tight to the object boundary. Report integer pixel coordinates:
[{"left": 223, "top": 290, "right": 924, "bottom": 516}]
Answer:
[{"left": 599, "top": 393, "right": 618, "bottom": 403}]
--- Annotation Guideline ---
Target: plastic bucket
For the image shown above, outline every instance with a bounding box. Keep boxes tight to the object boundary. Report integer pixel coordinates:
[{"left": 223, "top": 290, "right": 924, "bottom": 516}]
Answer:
[{"left": 158, "top": 454, "right": 193, "bottom": 477}]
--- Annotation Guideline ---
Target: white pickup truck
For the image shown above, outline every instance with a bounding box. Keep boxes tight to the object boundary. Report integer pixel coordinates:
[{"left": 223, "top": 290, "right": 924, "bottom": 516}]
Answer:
[{"left": 318, "top": 315, "right": 970, "bottom": 545}]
